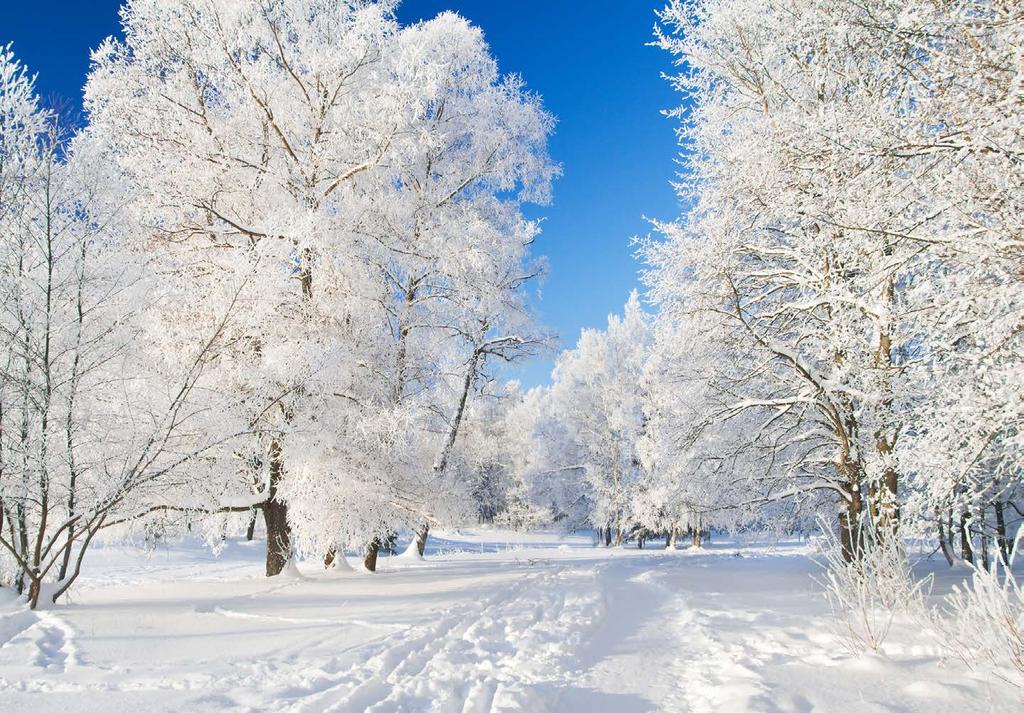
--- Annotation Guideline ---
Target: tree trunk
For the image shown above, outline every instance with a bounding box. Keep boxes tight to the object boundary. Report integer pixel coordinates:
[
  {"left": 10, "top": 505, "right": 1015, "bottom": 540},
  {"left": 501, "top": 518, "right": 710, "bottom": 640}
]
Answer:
[
  {"left": 937, "top": 514, "right": 954, "bottom": 567},
  {"left": 605, "top": 526, "right": 612, "bottom": 547},
  {"left": 263, "top": 438, "right": 291, "bottom": 577},
  {"left": 871, "top": 267, "right": 900, "bottom": 534},
  {"left": 27, "top": 573, "right": 41, "bottom": 610},
  {"left": 364, "top": 539, "right": 381, "bottom": 572},
  {"left": 668, "top": 524, "right": 677, "bottom": 549},
  {"left": 324, "top": 544, "right": 337, "bottom": 569},
  {"left": 58, "top": 239, "right": 87, "bottom": 583},
  {"left": 434, "top": 352, "right": 481, "bottom": 477},
  {"left": 994, "top": 500, "right": 1009, "bottom": 564},
  {"left": 839, "top": 480, "right": 864, "bottom": 563},
  {"left": 978, "top": 506, "right": 989, "bottom": 570},
  {"left": 959, "top": 511, "right": 973, "bottom": 565},
  {"left": 415, "top": 524, "right": 429, "bottom": 557},
  {"left": 245, "top": 511, "right": 258, "bottom": 542}
]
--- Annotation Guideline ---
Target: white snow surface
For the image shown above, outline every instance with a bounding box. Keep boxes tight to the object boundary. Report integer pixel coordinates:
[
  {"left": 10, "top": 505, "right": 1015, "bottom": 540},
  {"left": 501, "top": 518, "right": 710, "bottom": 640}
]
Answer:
[{"left": 0, "top": 530, "right": 1016, "bottom": 711}]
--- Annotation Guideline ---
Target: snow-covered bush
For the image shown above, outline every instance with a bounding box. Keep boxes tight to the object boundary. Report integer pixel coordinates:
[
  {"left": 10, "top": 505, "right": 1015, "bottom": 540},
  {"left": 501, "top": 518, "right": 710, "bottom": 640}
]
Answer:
[
  {"left": 817, "top": 519, "right": 930, "bottom": 654},
  {"left": 929, "top": 527, "right": 1024, "bottom": 688}
]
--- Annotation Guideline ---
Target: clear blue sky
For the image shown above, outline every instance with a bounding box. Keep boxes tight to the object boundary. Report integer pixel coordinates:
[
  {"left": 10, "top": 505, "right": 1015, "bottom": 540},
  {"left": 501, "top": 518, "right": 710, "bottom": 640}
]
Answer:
[{"left": 1, "top": 1, "right": 683, "bottom": 388}]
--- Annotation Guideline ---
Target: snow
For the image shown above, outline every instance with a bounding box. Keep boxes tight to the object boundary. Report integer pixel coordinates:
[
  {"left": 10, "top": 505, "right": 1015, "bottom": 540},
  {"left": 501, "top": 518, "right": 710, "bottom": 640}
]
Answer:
[{"left": 0, "top": 530, "right": 1017, "bottom": 711}]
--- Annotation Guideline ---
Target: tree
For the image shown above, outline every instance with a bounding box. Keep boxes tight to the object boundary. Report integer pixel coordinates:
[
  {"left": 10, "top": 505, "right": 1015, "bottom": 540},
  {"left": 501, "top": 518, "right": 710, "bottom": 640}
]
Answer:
[
  {"left": 533, "top": 293, "right": 653, "bottom": 544},
  {"left": 645, "top": 0, "right": 1022, "bottom": 559},
  {"left": 274, "top": 9, "right": 557, "bottom": 567},
  {"left": 0, "top": 47, "right": 244, "bottom": 607},
  {"left": 84, "top": 1, "right": 557, "bottom": 573}
]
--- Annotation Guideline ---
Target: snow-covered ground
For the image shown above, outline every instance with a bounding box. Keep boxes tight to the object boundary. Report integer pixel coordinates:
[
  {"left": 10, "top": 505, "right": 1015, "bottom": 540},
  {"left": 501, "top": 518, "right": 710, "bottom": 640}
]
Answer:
[{"left": 0, "top": 530, "right": 1017, "bottom": 711}]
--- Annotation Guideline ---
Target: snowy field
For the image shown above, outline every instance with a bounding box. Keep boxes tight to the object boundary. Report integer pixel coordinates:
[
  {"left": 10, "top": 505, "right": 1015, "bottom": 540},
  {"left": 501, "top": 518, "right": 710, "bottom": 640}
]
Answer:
[{"left": 0, "top": 530, "right": 1017, "bottom": 712}]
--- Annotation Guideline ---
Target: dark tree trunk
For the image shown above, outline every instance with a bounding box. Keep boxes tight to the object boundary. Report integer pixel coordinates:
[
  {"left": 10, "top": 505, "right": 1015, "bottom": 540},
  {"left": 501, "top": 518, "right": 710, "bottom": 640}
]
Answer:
[
  {"left": 263, "top": 438, "right": 291, "bottom": 577},
  {"left": 246, "top": 511, "right": 258, "bottom": 542},
  {"left": 605, "top": 525, "right": 612, "bottom": 547},
  {"left": 28, "top": 574, "right": 41, "bottom": 610},
  {"left": 415, "top": 524, "right": 429, "bottom": 557},
  {"left": 324, "top": 544, "right": 337, "bottom": 569},
  {"left": 979, "top": 507, "right": 990, "bottom": 570},
  {"left": 364, "top": 539, "right": 381, "bottom": 572},
  {"left": 959, "top": 512, "right": 973, "bottom": 565},
  {"left": 994, "top": 500, "right": 1009, "bottom": 564},
  {"left": 937, "top": 514, "right": 954, "bottom": 567},
  {"left": 839, "top": 481, "right": 864, "bottom": 563}
]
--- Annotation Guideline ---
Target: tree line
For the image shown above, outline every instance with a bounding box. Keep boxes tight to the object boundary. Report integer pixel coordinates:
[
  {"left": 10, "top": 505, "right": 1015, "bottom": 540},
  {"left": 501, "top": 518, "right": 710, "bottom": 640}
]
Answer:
[{"left": 505, "top": 0, "right": 1022, "bottom": 566}]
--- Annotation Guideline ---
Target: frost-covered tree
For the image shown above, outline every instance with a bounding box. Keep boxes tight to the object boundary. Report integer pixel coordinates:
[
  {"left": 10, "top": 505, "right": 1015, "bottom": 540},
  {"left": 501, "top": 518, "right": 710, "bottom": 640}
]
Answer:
[
  {"left": 0, "top": 48, "right": 244, "bottom": 608},
  {"left": 268, "top": 9, "right": 556, "bottom": 568},
  {"left": 532, "top": 293, "right": 653, "bottom": 544},
  {"left": 83, "top": 0, "right": 556, "bottom": 573},
  {"left": 83, "top": 0, "right": 402, "bottom": 575},
  {"left": 645, "top": 0, "right": 1022, "bottom": 559}
]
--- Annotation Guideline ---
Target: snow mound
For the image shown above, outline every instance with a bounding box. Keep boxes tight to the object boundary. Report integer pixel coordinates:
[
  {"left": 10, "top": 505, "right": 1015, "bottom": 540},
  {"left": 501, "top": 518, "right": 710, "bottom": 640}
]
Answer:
[
  {"left": 397, "top": 540, "right": 424, "bottom": 561},
  {"left": 326, "top": 553, "right": 355, "bottom": 575}
]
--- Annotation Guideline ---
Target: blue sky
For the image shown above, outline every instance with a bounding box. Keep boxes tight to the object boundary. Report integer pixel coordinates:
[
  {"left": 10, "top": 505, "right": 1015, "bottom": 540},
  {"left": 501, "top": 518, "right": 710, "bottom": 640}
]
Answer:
[{"left": 1, "top": 1, "right": 683, "bottom": 388}]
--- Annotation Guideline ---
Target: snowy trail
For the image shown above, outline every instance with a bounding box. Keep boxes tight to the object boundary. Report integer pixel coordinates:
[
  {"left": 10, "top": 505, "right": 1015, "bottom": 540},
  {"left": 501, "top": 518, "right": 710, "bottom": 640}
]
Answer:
[
  {"left": 286, "top": 563, "right": 601, "bottom": 712},
  {"left": 0, "top": 532, "right": 1017, "bottom": 711}
]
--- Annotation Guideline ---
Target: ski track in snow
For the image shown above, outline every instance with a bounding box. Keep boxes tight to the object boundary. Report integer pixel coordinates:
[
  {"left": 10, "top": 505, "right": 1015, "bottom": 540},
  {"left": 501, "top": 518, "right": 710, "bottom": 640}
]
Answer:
[{"left": 263, "top": 563, "right": 604, "bottom": 712}]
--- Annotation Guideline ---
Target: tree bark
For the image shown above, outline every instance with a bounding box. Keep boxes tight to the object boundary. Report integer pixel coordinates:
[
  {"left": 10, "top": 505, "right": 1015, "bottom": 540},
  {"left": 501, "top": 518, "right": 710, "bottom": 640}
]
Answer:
[
  {"left": 245, "top": 511, "right": 258, "bottom": 542},
  {"left": 263, "top": 438, "right": 291, "bottom": 576},
  {"left": 978, "top": 506, "right": 989, "bottom": 570},
  {"left": 937, "top": 513, "right": 954, "bottom": 566},
  {"left": 414, "top": 524, "right": 429, "bottom": 557},
  {"left": 959, "top": 511, "right": 973, "bottom": 565},
  {"left": 994, "top": 500, "right": 1009, "bottom": 564},
  {"left": 363, "top": 538, "right": 381, "bottom": 572},
  {"left": 871, "top": 266, "right": 900, "bottom": 534},
  {"left": 839, "top": 479, "right": 864, "bottom": 563}
]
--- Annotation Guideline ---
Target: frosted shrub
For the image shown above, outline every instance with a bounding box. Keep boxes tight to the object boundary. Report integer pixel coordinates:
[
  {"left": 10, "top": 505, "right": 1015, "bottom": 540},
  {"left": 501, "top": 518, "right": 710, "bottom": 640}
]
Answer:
[
  {"left": 930, "top": 527, "right": 1024, "bottom": 688},
  {"left": 817, "top": 519, "right": 930, "bottom": 654}
]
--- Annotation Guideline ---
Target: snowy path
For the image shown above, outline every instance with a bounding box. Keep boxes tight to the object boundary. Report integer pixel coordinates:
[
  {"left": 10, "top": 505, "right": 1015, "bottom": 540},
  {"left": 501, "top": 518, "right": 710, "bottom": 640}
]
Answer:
[{"left": 0, "top": 531, "right": 1017, "bottom": 711}]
